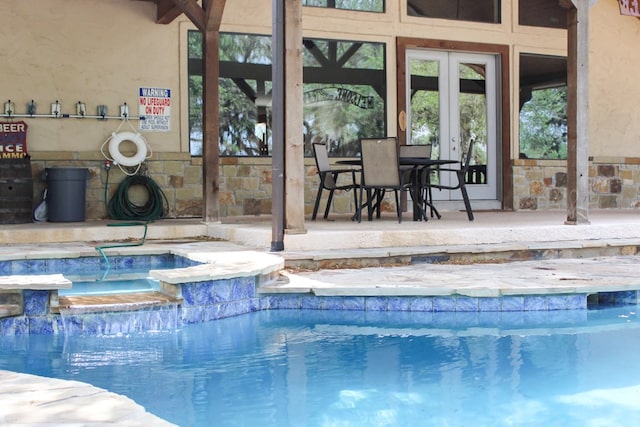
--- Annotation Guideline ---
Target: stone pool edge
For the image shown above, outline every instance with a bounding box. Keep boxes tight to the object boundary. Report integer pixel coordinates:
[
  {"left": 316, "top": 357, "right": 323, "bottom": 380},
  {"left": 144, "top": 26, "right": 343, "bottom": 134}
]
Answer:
[{"left": 2, "top": 244, "right": 640, "bottom": 336}]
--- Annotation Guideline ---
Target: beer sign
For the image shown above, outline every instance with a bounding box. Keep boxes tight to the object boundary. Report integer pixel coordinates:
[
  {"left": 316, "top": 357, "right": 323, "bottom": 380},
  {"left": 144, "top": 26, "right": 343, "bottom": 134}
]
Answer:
[{"left": 0, "top": 121, "right": 27, "bottom": 159}]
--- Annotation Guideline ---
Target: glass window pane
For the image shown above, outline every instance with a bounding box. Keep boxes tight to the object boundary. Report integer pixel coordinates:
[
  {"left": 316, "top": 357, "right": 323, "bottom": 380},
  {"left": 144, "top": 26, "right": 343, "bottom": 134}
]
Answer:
[
  {"left": 459, "top": 63, "right": 487, "bottom": 166},
  {"left": 519, "top": 0, "right": 567, "bottom": 29},
  {"left": 409, "top": 58, "right": 440, "bottom": 153},
  {"left": 188, "top": 31, "right": 386, "bottom": 157},
  {"left": 519, "top": 53, "right": 567, "bottom": 159},
  {"left": 407, "top": 0, "right": 501, "bottom": 24},
  {"left": 303, "top": 39, "right": 386, "bottom": 157},
  {"left": 303, "top": 0, "right": 384, "bottom": 12}
]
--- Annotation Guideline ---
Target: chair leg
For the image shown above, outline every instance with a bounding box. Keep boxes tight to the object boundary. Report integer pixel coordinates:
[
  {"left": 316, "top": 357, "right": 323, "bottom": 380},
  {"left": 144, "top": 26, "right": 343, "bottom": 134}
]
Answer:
[
  {"left": 312, "top": 185, "right": 323, "bottom": 220},
  {"left": 375, "top": 190, "right": 384, "bottom": 219},
  {"left": 394, "top": 190, "right": 402, "bottom": 223},
  {"left": 367, "top": 189, "right": 375, "bottom": 221},
  {"left": 324, "top": 190, "right": 335, "bottom": 219},
  {"left": 352, "top": 183, "right": 359, "bottom": 221},
  {"left": 357, "top": 185, "right": 364, "bottom": 223},
  {"left": 458, "top": 173, "right": 474, "bottom": 221},
  {"left": 424, "top": 185, "right": 441, "bottom": 220}
]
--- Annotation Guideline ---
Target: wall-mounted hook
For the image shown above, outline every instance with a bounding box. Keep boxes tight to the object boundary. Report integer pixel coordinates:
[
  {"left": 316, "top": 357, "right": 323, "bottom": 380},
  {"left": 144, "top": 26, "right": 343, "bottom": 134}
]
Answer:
[
  {"left": 4, "top": 100, "right": 15, "bottom": 116},
  {"left": 97, "top": 105, "right": 107, "bottom": 120},
  {"left": 51, "top": 100, "right": 61, "bottom": 117},
  {"left": 76, "top": 101, "right": 86, "bottom": 117},
  {"left": 120, "top": 102, "right": 129, "bottom": 118},
  {"left": 27, "top": 100, "right": 36, "bottom": 116}
]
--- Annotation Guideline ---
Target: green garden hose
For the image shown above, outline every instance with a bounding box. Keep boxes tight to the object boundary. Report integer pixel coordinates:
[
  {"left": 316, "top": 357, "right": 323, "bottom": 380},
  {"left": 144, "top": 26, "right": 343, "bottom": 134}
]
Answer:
[
  {"left": 106, "top": 173, "right": 169, "bottom": 221},
  {"left": 95, "top": 222, "right": 148, "bottom": 268},
  {"left": 96, "top": 168, "right": 164, "bottom": 268}
]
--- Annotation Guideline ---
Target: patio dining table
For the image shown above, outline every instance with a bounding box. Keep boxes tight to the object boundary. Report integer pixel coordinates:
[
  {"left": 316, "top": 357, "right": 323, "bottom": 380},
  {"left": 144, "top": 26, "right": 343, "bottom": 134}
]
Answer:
[{"left": 337, "top": 157, "right": 458, "bottom": 221}]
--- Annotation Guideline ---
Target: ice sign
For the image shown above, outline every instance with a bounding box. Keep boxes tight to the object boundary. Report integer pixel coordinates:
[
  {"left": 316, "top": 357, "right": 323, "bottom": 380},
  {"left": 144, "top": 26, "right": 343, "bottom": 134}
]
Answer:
[{"left": 139, "top": 87, "right": 171, "bottom": 131}]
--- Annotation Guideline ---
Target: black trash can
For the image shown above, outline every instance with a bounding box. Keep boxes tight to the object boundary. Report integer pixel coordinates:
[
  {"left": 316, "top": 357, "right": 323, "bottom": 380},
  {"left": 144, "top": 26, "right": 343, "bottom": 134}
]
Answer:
[{"left": 45, "top": 167, "right": 89, "bottom": 222}]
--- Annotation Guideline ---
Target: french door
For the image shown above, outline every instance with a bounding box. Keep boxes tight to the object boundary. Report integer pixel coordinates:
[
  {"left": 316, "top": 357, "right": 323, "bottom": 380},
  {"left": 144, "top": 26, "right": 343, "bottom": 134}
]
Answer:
[{"left": 405, "top": 49, "right": 499, "bottom": 204}]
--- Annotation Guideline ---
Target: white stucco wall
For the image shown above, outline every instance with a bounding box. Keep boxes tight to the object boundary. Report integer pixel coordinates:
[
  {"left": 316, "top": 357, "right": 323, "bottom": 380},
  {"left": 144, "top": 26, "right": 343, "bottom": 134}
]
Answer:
[
  {"left": 1, "top": 0, "right": 638, "bottom": 160},
  {"left": 0, "top": 0, "right": 188, "bottom": 154},
  {"left": 590, "top": 0, "right": 640, "bottom": 158}
]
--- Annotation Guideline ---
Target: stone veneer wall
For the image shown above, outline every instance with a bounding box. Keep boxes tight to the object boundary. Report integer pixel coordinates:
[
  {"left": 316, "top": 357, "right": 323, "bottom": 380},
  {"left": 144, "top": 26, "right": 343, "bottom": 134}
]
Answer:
[
  {"left": 512, "top": 157, "right": 640, "bottom": 211},
  {"left": 28, "top": 154, "right": 640, "bottom": 221},
  {"left": 219, "top": 156, "right": 360, "bottom": 217},
  {"left": 27, "top": 154, "right": 360, "bottom": 220},
  {"left": 30, "top": 152, "right": 202, "bottom": 220}
]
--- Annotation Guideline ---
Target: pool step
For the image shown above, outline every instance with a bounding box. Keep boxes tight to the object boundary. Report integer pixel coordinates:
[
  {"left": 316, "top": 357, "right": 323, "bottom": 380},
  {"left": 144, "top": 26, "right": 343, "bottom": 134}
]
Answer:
[
  {"left": 281, "top": 237, "right": 640, "bottom": 270},
  {"left": 58, "top": 277, "right": 159, "bottom": 297},
  {"left": 55, "top": 291, "right": 182, "bottom": 314}
]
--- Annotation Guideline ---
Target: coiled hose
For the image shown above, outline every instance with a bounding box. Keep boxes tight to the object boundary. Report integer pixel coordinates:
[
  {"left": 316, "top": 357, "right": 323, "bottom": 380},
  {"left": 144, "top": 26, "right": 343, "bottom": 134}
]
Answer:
[{"left": 106, "top": 172, "right": 169, "bottom": 221}]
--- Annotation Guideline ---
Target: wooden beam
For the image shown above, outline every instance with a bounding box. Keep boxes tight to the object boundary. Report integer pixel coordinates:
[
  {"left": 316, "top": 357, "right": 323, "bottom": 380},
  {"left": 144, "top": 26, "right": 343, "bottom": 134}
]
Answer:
[
  {"left": 155, "top": 0, "right": 183, "bottom": 24},
  {"left": 203, "top": 0, "right": 226, "bottom": 31},
  {"left": 168, "top": 0, "right": 206, "bottom": 31}
]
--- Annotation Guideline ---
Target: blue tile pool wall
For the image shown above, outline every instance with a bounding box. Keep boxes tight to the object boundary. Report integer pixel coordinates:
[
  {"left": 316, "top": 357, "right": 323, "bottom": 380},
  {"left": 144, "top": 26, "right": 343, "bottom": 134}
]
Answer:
[
  {"left": 262, "top": 293, "right": 591, "bottom": 312},
  {"left": 180, "top": 276, "right": 261, "bottom": 324},
  {"left": 0, "top": 254, "right": 201, "bottom": 276},
  {"left": 2, "top": 277, "right": 640, "bottom": 335}
]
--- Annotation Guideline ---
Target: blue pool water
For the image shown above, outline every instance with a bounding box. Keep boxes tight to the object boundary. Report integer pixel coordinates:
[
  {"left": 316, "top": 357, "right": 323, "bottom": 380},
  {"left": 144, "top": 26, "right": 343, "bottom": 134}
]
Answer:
[
  {"left": 2, "top": 307, "right": 640, "bottom": 426},
  {"left": 0, "top": 254, "right": 200, "bottom": 296}
]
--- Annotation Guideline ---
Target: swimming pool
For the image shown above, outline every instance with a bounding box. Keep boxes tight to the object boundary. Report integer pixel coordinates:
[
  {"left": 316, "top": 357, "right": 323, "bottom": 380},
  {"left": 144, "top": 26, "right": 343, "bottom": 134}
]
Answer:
[{"left": 2, "top": 306, "right": 639, "bottom": 426}]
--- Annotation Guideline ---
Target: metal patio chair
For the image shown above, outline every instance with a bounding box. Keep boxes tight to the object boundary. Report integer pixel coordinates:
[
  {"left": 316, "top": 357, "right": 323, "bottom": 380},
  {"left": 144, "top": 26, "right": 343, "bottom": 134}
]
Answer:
[
  {"left": 311, "top": 142, "right": 359, "bottom": 220},
  {"left": 428, "top": 138, "right": 475, "bottom": 221},
  {"left": 357, "top": 137, "right": 413, "bottom": 223}
]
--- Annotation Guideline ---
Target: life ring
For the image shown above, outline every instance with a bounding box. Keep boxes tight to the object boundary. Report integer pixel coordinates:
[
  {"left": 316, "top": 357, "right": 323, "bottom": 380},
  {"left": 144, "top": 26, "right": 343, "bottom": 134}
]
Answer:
[{"left": 108, "top": 131, "right": 148, "bottom": 167}]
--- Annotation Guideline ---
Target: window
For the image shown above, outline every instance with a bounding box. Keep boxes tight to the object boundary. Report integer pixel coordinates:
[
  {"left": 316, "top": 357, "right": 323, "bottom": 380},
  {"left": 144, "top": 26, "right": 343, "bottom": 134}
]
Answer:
[
  {"left": 407, "top": 0, "right": 501, "bottom": 24},
  {"left": 303, "top": 0, "right": 384, "bottom": 12},
  {"left": 519, "top": 53, "right": 567, "bottom": 160},
  {"left": 519, "top": 0, "right": 567, "bottom": 29},
  {"left": 188, "top": 31, "right": 387, "bottom": 157}
]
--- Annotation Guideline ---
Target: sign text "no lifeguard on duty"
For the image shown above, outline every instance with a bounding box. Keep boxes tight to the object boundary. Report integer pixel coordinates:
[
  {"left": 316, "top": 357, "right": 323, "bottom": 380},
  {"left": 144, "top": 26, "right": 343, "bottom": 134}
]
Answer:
[{"left": 139, "top": 87, "right": 171, "bottom": 132}]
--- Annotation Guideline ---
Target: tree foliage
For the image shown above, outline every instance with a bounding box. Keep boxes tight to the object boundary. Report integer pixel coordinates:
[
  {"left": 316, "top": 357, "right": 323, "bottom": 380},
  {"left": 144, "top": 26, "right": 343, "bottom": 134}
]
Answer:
[
  {"left": 302, "top": 0, "right": 383, "bottom": 12},
  {"left": 189, "top": 31, "right": 386, "bottom": 157},
  {"left": 519, "top": 87, "right": 567, "bottom": 159}
]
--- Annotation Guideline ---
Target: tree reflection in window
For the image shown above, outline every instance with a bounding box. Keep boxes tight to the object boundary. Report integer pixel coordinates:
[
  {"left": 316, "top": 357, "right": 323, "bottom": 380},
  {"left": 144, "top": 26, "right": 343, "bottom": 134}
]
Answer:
[
  {"left": 302, "top": 0, "right": 384, "bottom": 12},
  {"left": 188, "top": 31, "right": 386, "bottom": 157},
  {"left": 519, "top": 53, "right": 567, "bottom": 160}
]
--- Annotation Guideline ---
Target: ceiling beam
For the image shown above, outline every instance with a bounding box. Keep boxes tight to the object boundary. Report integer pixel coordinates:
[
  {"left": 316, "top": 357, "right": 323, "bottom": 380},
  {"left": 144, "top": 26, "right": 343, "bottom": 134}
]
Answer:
[
  {"left": 203, "top": 0, "right": 226, "bottom": 31},
  {"left": 155, "top": 0, "right": 183, "bottom": 24},
  {"left": 168, "top": 0, "right": 206, "bottom": 31}
]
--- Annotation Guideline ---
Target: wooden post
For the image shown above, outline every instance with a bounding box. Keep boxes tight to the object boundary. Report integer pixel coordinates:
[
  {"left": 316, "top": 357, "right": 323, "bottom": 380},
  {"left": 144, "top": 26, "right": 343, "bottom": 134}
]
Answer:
[
  {"left": 271, "top": 0, "right": 305, "bottom": 251},
  {"left": 202, "top": 28, "right": 220, "bottom": 222},
  {"left": 565, "top": 0, "right": 592, "bottom": 225},
  {"left": 162, "top": 0, "right": 226, "bottom": 223},
  {"left": 283, "top": 0, "right": 306, "bottom": 234}
]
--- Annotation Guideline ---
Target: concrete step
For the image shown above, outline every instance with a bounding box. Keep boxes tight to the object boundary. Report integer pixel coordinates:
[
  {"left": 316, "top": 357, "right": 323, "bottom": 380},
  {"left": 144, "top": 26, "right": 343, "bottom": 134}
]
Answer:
[
  {"left": 281, "top": 237, "right": 640, "bottom": 270},
  {"left": 56, "top": 291, "right": 182, "bottom": 314}
]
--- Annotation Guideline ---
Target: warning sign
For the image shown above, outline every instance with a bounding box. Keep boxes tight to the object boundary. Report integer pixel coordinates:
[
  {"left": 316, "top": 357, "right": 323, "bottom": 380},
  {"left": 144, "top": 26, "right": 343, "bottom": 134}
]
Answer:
[
  {"left": 139, "top": 87, "right": 171, "bottom": 132},
  {"left": 0, "top": 121, "right": 28, "bottom": 159}
]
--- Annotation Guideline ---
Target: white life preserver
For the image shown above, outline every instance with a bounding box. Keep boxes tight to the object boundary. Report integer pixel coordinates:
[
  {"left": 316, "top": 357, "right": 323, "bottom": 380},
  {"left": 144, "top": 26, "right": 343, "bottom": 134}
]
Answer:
[{"left": 108, "top": 131, "right": 148, "bottom": 167}]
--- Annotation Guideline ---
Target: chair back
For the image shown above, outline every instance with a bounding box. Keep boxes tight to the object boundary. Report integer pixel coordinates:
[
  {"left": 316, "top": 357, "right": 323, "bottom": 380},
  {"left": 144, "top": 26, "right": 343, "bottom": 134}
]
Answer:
[
  {"left": 312, "top": 142, "right": 337, "bottom": 188},
  {"left": 312, "top": 142, "right": 331, "bottom": 173},
  {"left": 400, "top": 144, "right": 432, "bottom": 159},
  {"left": 360, "top": 137, "right": 400, "bottom": 187}
]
